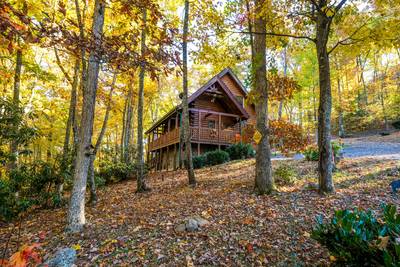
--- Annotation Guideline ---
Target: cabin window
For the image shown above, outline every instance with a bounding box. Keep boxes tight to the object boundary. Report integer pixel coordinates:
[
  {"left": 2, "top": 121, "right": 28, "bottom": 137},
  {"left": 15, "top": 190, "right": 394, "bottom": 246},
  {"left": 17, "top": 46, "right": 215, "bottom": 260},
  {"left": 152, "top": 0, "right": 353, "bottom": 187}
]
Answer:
[
  {"left": 208, "top": 120, "right": 216, "bottom": 129},
  {"left": 235, "top": 96, "right": 244, "bottom": 106}
]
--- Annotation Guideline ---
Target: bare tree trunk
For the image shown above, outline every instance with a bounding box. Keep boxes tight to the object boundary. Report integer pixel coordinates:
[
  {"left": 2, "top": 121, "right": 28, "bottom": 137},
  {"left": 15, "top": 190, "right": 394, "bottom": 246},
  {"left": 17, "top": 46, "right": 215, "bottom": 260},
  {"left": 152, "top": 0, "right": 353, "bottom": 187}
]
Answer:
[
  {"left": 182, "top": 0, "right": 196, "bottom": 186},
  {"left": 315, "top": 8, "right": 334, "bottom": 194},
  {"left": 123, "top": 83, "right": 133, "bottom": 163},
  {"left": 67, "top": 0, "right": 106, "bottom": 232},
  {"left": 88, "top": 73, "right": 116, "bottom": 204},
  {"left": 336, "top": 73, "right": 345, "bottom": 138},
  {"left": 380, "top": 63, "right": 389, "bottom": 132},
  {"left": 9, "top": 48, "right": 23, "bottom": 170},
  {"left": 136, "top": 7, "right": 150, "bottom": 192},
  {"left": 56, "top": 55, "right": 80, "bottom": 201},
  {"left": 253, "top": 0, "right": 273, "bottom": 195}
]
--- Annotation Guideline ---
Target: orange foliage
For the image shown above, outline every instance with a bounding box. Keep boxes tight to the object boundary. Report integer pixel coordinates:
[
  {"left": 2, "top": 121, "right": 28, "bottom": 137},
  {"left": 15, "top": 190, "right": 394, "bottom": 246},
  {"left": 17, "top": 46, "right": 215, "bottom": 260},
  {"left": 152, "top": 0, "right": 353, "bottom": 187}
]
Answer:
[
  {"left": 241, "top": 120, "right": 309, "bottom": 155},
  {"left": 0, "top": 244, "right": 41, "bottom": 267},
  {"left": 268, "top": 74, "right": 300, "bottom": 102}
]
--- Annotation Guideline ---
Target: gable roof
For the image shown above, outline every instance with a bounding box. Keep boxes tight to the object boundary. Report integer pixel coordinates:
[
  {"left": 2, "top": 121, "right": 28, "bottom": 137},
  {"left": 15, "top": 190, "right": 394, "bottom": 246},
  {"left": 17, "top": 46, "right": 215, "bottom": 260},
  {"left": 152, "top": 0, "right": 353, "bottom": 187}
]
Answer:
[{"left": 145, "top": 68, "right": 248, "bottom": 134}]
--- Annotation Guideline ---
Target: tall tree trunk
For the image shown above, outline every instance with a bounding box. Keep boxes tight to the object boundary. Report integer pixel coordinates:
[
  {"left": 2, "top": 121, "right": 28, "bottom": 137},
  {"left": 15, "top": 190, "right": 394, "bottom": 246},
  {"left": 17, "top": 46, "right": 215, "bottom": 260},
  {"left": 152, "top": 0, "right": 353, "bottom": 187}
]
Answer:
[
  {"left": 182, "top": 0, "right": 196, "bottom": 186},
  {"left": 9, "top": 48, "right": 23, "bottom": 170},
  {"left": 88, "top": 73, "right": 116, "bottom": 204},
  {"left": 136, "top": 7, "right": 150, "bottom": 192},
  {"left": 336, "top": 69, "right": 345, "bottom": 138},
  {"left": 67, "top": 0, "right": 105, "bottom": 232},
  {"left": 315, "top": 9, "right": 334, "bottom": 194},
  {"left": 253, "top": 0, "right": 273, "bottom": 195},
  {"left": 123, "top": 82, "right": 133, "bottom": 163},
  {"left": 57, "top": 56, "right": 80, "bottom": 201},
  {"left": 278, "top": 46, "right": 288, "bottom": 120}
]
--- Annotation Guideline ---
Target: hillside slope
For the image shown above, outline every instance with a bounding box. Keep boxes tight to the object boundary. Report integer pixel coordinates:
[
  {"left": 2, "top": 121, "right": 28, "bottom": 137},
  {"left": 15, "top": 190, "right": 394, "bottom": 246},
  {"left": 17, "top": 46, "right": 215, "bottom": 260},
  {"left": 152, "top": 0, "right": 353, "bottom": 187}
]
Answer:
[{"left": 1, "top": 158, "right": 399, "bottom": 265}]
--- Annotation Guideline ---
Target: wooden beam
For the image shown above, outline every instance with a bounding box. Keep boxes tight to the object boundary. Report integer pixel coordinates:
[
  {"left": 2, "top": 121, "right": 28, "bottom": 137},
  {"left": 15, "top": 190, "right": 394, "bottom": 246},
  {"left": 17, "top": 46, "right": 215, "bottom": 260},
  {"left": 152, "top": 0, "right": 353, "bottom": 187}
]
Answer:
[{"left": 189, "top": 108, "right": 241, "bottom": 118}]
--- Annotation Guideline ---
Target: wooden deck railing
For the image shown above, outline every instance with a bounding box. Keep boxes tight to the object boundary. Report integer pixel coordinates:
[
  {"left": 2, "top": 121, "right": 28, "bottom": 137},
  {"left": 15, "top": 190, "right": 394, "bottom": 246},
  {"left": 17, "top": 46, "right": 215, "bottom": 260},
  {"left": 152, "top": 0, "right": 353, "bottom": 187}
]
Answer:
[{"left": 148, "top": 127, "right": 239, "bottom": 151}]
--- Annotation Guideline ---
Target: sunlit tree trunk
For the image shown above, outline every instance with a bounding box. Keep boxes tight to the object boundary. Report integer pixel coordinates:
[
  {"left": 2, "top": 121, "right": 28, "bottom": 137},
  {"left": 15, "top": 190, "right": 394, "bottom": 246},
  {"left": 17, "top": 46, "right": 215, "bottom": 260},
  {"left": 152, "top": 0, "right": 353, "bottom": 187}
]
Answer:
[
  {"left": 136, "top": 7, "right": 150, "bottom": 192},
  {"left": 88, "top": 73, "right": 116, "bottom": 204},
  {"left": 9, "top": 48, "right": 23, "bottom": 170},
  {"left": 123, "top": 82, "right": 134, "bottom": 163},
  {"left": 254, "top": 0, "right": 273, "bottom": 195},
  {"left": 182, "top": 0, "right": 196, "bottom": 186},
  {"left": 67, "top": 0, "right": 106, "bottom": 232},
  {"left": 315, "top": 5, "right": 334, "bottom": 193},
  {"left": 56, "top": 56, "right": 80, "bottom": 201}
]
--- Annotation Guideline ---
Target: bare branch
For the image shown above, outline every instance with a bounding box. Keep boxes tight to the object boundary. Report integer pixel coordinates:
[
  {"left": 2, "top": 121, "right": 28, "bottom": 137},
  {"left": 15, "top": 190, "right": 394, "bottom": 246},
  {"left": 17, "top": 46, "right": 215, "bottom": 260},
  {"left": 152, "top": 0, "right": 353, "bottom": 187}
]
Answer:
[
  {"left": 54, "top": 47, "right": 72, "bottom": 84},
  {"left": 224, "top": 29, "right": 316, "bottom": 42},
  {"left": 328, "top": 22, "right": 368, "bottom": 54}
]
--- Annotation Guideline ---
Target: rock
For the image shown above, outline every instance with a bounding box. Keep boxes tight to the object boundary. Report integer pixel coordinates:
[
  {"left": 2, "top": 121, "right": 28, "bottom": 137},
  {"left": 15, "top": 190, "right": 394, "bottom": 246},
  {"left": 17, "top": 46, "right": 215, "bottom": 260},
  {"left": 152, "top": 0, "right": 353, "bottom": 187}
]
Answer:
[
  {"left": 175, "top": 216, "right": 210, "bottom": 233},
  {"left": 174, "top": 223, "right": 186, "bottom": 232},
  {"left": 193, "top": 216, "right": 210, "bottom": 227},
  {"left": 185, "top": 218, "right": 199, "bottom": 232},
  {"left": 44, "top": 248, "right": 76, "bottom": 267}
]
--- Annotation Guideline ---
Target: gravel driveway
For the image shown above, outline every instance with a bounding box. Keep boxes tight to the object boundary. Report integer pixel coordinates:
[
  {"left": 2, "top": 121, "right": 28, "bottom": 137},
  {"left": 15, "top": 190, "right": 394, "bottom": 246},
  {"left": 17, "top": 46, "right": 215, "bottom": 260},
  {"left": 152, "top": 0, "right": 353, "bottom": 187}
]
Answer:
[{"left": 342, "top": 138, "right": 400, "bottom": 160}]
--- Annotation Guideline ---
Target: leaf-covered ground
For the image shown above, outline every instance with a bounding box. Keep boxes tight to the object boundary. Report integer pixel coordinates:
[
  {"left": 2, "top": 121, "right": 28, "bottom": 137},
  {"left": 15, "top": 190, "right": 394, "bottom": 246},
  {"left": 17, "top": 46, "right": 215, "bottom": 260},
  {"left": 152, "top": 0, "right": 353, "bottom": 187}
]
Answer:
[{"left": 1, "top": 158, "right": 399, "bottom": 266}]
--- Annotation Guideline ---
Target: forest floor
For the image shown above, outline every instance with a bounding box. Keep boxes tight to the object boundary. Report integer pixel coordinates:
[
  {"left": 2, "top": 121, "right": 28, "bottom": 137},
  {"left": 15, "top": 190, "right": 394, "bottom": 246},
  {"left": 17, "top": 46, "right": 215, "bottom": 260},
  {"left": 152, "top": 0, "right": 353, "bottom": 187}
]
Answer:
[{"left": 1, "top": 157, "right": 399, "bottom": 266}]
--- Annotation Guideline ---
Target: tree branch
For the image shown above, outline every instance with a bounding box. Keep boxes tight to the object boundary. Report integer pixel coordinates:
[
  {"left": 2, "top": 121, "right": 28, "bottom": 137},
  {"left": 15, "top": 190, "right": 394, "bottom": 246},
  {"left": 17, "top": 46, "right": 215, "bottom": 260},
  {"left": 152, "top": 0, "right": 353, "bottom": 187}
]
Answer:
[
  {"left": 224, "top": 29, "right": 316, "bottom": 42},
  {"left": 54, "top": 47, "right": 72, "bottom": 84},
  {"left": 328, "top": 22, "right": 368, "bottom": 54}
]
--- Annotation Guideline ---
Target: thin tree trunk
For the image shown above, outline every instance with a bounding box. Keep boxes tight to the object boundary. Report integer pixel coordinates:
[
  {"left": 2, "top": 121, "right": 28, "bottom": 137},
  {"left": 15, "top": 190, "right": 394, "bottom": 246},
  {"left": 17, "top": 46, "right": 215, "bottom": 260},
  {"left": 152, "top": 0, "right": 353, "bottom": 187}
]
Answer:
[
  {"left": 88, "top": 73, "right": 117, "bottom": 204},
  {"left": 67, "top": 0, "right": 106, "bottom": 232},
  {"left": 56, "top": 56, "right": 80, "bottom": 201},
  {"left": 123, "top": 82, "right": 133, "bottom": 163},
  {"left": 336, "top": 68, "right": 345, "bottom": 138},
  {"left": 136, "top": 7, "right": 150, "bottom": 192},
  {"left": 315, "top": 9, "right": 334, "bottom": 194},
  {"left": 253, "top": 0, "right": 273, "bottom": 195},
  {"left": 9, "top": 48, "right": 23, "bottom": 170},
  {"left": 182, "top": 0, "right": 196, "bottom": 186}
]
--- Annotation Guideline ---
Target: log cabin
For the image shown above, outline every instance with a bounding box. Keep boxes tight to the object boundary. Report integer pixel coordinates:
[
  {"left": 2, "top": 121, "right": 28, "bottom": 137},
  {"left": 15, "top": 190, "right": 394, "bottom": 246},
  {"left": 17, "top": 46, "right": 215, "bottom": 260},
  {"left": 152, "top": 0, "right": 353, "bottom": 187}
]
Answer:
[{"left": 145, "top": 68, "right": 256, "bottom": 171}]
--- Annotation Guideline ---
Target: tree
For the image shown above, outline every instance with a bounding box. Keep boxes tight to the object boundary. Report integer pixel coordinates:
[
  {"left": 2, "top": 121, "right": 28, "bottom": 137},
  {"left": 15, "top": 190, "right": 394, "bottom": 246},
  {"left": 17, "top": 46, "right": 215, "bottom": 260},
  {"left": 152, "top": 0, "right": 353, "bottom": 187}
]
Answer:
[
  {"left": 87, "top": 73, "right": 117, "bottom": 204},
  {"left": 136, "top": 7, "right": 150, "bottom": 193},
  {"left": 67, "top": 0, "right": 106, "bottom": 232},
  {"left": 182, "top": 0, "right": 196, "bottom": 186},
  {"left": 253, "top": 0, "right": 273, "bottom": 194}
]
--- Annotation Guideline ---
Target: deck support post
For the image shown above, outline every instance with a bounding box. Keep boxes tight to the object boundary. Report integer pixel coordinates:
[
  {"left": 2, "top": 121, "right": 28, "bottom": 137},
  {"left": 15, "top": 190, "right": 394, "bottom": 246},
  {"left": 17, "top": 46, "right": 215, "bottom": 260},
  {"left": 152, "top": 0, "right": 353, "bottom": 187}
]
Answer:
[
  {"left": 197, "top": 143, "right": 200, "bottom": 155},
  {"left": 166, "top": 145, "right": 169, "bottom": 170},
  {"left": 173, "top": 143, "right": 177, "bottom": 170},
  {"left": 218, "top": 114, "right": 221, "bottom": 149}
]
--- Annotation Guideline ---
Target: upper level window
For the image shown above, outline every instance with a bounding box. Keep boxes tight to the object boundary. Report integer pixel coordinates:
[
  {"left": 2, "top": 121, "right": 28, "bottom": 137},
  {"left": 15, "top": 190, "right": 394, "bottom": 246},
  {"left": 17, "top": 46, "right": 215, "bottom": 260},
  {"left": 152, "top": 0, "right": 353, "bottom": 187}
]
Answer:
[
  {"left": 235, "top": 96, "right": 244, "bottom": 106},
  {"left": 208, "top": 120, "right": 216, "bottom": 129}
]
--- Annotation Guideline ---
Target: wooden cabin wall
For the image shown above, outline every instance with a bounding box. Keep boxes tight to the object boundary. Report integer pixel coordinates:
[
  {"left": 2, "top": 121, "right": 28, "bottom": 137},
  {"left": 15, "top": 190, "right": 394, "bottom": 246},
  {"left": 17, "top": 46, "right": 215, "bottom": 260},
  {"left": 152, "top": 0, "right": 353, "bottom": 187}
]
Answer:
[
  {"left": 193, "top": 95, "right": 226, "bottom": 112},
  {"left": 220, "top": 75, "right": 243, "bottom": 97},
  {"left": 221, "top": 74, "right": 257, "bottom": 125}
]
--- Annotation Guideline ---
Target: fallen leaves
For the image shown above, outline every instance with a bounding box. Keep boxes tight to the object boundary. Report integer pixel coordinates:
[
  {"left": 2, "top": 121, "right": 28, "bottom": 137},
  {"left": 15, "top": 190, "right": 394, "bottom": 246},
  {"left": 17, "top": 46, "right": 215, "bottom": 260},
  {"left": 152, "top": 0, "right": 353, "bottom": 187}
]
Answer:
[{"left": 0, "top": 158, "right": 399, "bottom": 265}]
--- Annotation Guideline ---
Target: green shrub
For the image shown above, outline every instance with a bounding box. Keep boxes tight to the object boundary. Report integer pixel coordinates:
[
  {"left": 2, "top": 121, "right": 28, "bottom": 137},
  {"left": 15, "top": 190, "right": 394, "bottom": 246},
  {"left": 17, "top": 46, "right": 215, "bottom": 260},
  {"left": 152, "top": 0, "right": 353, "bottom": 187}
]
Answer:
[
  {"left": 225, "top": 143, "right": 255, "bottom": 160},
  {"left": 392, "top": 120, "right": 400, "bottom": 130},
  {"left": 303, "top": 145, "right": 319, "bottom": 161},
  {"left": 97, "top": 161, "right": 147, "bottom": 184},
  {"left": 303, "top": 141, "right": 343, "bottom": 161},
  {"left": 274, "top": 164, "right": 297, "bottom": 185},
  {"left": 312, "top": 204, "right": 400, "bottom": 266},
  {"left": 204, "top": 150, "right": 230, "bottom": 166},
  {"left": 192, "top": 154, "right": 206, "bottom": 169}
]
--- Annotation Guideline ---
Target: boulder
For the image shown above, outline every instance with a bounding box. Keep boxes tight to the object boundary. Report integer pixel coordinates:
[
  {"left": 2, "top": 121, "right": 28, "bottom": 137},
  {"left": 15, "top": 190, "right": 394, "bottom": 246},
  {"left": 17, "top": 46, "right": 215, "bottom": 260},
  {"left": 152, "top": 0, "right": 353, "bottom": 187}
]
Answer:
[
  {"left": 44, "top": 248, "right": 76, "bottom": 267},
  {"left": 185, "top": 218, "right": 199, "bottom": 232},
  {"left": 175, "top": 217, "right": 210, "bottom": 232}
]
